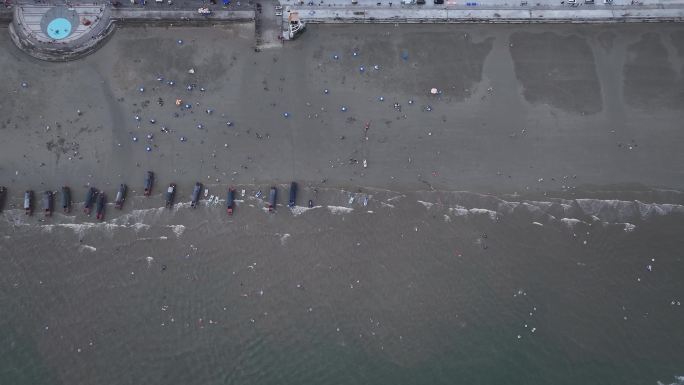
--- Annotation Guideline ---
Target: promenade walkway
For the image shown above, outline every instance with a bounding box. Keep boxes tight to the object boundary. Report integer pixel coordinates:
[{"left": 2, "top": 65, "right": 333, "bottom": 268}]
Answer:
[
  {"left": 8, "top": 1, "right": 254, "bottom": 61},
  {"left": 281, "top": 0, "right": 684, "bottom": 25},
  {"left": 5, "top": 0, "right": 684, "bottom": 59}
]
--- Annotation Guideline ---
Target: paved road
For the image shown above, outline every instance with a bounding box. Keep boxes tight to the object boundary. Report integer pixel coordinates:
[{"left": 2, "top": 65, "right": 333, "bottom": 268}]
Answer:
[
  {"left": 18, "top": 0, "right": 254, "bottom": 10},
  {"left": 281, "top": 0, "right": 683, "bottom": 8}
]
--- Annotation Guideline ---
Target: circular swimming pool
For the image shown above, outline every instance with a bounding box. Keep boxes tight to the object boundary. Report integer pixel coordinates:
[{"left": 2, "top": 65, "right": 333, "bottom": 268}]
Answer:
[{"left": 46, "top": 18, "right": 72, "bottom": 40}]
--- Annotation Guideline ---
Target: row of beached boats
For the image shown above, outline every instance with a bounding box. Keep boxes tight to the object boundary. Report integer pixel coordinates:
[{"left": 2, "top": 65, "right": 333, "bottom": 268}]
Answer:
[{"left": 0, "top": 173, "right": 300, "bottom": 220}]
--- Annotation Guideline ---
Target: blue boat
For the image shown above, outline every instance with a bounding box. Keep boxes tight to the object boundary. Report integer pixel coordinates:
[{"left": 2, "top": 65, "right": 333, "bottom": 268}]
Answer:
[
  {"left": 24, "top": 190, "right": 34, "bottom": 216},
  {"left": 61, "top": 186, "right": 71, "bottom": 213},
  {"left": 42, "top": 191, "right": 54, "bottom": 217},
  {"left": 268, "top": 186, "right": 277, "bottom": 212},
  {"left": 144, "top": 171, "right": 154, "bottom": 196},
  {"left": 0, "top": 186, "right": 6, "bottom": 212},
  {"left": 288, "top": 182, "right": 297, "bottom": 208},
  {"left": 165, "top": 184, "right": 176, "bottom": 208},
  {"left": 96, "top": 192, "right": 106, "bottom": 220},
  {"left": 115, "top": 184, "right": 127, "bottom": 209},
  {"left": 227, "top": 187, "right": 236, "bottom": 215},
  {"left": 84, "top": 187, "right": 97, "bottom": 215},
  {"left": 191, "top": 182, "right": 202, "bottom": 208}
]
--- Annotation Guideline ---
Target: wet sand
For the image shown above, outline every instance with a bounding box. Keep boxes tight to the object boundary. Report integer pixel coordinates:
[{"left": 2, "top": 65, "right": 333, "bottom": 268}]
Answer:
[{"left": 1, "top": 23, "right": 684, "bottom": 385}]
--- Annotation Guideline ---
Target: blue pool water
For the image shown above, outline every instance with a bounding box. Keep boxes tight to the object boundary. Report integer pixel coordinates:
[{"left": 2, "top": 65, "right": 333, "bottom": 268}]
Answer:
[{"left": 46, "top": 18, "right": 72, "bottom": 40}]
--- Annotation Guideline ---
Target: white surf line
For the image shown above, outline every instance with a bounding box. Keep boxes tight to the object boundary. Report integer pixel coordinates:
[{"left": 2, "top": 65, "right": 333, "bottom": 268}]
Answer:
[
  {"left": 167, "top": 225, "right": 185, "bottom": 237},
  {"left": 290, "top": 205, "right": 319, "bottom": 216},
  {"left": 79, "top": 245, "right": 97, "bottom": 252},
  {"left": 327, "top": 206, "right": 354, "bottom": 215}
]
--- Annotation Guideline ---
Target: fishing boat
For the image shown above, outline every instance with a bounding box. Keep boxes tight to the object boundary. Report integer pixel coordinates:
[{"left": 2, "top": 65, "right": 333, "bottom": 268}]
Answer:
[
  {"left": 114, "top": 184, "right": 127, "bottom": 209},
  {"left": 191, "top": 182, "right": 202, "bottom": 208},
  {"left": 165, "top": 184, "right": 176, "bottom": 208},
  {"left": 61, "top": 186, "right": 71, "bottom": 213},
  {"left": 95, "top": 192, "right": 106, "bottom": 220},
  {"left": 42, "top": 191, "right": 54, "bottom": 217},
  {"left": 288, "top": 182, "right": 297, "bottom": 208},
  {"left": 0, "top": 186, "right": 6, "bottom": 212},
  {"left": 227, "top": 187, "right": 236, "bottom": 215},
  {"left": 84, "top": 187, "right": 97, "bottom": 215},
  {"left": 24, "top": 190, "right": 34, "bottom": 216},
  {"left": 144, "top": 171, "right": 154, "bottom": 196},
  {"left": 268, "top": 186, "right": 277, "bottom": 212}
]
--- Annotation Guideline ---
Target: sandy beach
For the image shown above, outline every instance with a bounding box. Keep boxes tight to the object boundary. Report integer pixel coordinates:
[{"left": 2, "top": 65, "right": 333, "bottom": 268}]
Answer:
[{"left": 1, "top": 24, "right": 684, "bottom": 199}]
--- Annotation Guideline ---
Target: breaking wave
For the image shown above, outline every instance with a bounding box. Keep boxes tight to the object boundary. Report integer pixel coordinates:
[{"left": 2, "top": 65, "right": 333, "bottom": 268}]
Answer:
[
  {"left": 2, "top": 186, "right": 683, "bottom": 235},
  {"left": 410, "top": 191, "right": 684, "bottom": 230}
]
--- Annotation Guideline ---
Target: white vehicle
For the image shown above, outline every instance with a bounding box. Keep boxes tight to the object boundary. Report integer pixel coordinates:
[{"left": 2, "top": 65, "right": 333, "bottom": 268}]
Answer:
[{"left": 288, "top": 12, "right": 305, "bottom": 39}]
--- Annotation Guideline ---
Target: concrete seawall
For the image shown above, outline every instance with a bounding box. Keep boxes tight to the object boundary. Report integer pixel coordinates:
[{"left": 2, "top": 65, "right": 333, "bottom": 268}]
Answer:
[
  {"left": 287, "top": 6, "right": 684, "bottom": 24},
  {"left": 110, "top": 9, "right": 254, "bottom": 24}
]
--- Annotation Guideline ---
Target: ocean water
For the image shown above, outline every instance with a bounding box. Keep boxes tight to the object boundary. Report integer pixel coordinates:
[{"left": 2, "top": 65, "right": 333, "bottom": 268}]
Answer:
[{"left": 1, "top": 186, "right": 683, "bottom": 385}]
